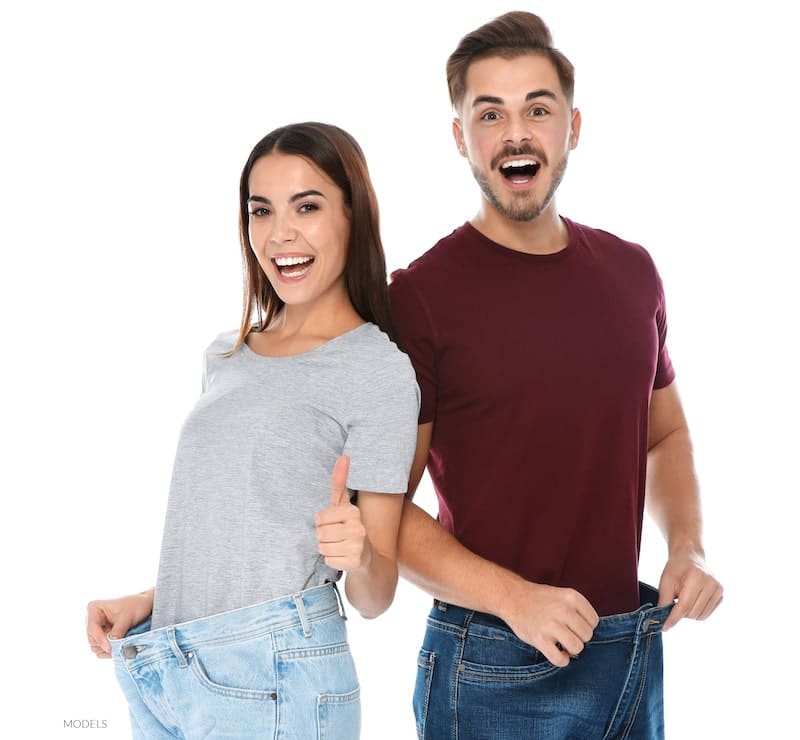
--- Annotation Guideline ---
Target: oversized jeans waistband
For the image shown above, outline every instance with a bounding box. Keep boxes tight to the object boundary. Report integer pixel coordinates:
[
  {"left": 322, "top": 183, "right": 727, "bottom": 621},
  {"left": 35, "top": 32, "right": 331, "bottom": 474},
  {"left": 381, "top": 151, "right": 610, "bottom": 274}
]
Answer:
[
  {"left": 109, "top": 582, "right": 344, "bottom": 667},
  {"left": 432, "top": 582, "right": 673, "bottom": 641}
]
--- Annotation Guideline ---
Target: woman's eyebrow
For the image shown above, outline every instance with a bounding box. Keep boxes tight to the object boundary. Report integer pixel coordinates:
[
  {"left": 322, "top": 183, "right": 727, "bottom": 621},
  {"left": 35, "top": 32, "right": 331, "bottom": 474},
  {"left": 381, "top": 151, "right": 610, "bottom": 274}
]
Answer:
[{"left": 247, "top": 189, "right": 326, "bottom": 204}]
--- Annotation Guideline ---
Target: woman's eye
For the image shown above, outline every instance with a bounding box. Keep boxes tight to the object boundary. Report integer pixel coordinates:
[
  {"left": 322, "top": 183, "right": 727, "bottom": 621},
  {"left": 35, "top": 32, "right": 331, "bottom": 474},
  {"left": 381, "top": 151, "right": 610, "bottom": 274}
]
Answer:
[
  {"left": 298, "top": 203, "right": 319, "bottom": 213},
  {"left": 249, "top": 207, "right": 270, "bottom": 217}
]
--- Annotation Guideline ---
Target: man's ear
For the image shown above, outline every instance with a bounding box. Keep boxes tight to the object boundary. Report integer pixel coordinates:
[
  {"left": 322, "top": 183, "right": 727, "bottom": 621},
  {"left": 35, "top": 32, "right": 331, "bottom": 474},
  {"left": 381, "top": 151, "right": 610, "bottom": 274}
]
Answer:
[
  {"left": 570, "top": 107, "right": 582, "bottom": 150},
  {"left": 452, "top": 117, "right": 467, "bottom": 157}
]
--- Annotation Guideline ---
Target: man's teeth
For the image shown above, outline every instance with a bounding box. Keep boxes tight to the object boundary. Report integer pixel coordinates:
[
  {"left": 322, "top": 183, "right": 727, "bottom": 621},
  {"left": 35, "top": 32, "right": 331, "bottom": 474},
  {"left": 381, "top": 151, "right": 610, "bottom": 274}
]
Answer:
[
  {"left": 505, "top": 159, "right": 536, "bottom": 167},
  {"left": 275, "top": 256, "right": 313, "bottom": 266}
]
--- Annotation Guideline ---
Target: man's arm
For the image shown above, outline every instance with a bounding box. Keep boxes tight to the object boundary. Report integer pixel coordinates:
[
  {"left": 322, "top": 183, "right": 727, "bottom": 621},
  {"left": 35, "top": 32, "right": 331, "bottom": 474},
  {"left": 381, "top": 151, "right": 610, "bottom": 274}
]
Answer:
[
  {"left": 646, "top": 383, "right": 723, "bottom": 629},
  {"left": 397, "top": 423, "right": 598, "bottom": 667}
]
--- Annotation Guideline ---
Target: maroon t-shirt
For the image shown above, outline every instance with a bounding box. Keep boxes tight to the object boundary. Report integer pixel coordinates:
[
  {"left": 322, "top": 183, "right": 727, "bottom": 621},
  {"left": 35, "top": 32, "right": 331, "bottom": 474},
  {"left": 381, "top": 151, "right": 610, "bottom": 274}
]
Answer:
[{"left": 389, "top": 218, "right": 675, "bottom": 616}]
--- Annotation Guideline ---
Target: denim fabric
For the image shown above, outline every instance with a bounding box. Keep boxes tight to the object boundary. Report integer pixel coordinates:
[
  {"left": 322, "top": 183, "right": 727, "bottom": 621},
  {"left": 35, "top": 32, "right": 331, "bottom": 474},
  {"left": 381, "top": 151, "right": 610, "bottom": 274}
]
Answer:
[
  {"left": 109, "top": 583, "right": 360, "bottom": 739},
  {"left": 413, "top": 583, "right": 671, "bottom": 740}
]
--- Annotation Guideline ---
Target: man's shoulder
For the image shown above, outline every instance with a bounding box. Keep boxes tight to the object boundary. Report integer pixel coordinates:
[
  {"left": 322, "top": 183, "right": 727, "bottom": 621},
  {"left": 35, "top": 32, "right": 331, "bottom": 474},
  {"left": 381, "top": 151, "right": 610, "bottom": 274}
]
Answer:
[
  {"left": 564, "top": 218, "right": 650, "bottom": 260},
  {"left": 391, "top": 222, "right": 472, "bottom": 284},
  {"left": 567, "top": 217, "right": 657, "bottom": 269}
]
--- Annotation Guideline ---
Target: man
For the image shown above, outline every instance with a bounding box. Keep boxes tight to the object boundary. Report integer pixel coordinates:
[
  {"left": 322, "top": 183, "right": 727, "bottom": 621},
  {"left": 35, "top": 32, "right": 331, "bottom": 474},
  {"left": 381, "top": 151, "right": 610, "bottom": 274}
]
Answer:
[{"left": 389, "top": 11, "right": 723, "bottom": 739}]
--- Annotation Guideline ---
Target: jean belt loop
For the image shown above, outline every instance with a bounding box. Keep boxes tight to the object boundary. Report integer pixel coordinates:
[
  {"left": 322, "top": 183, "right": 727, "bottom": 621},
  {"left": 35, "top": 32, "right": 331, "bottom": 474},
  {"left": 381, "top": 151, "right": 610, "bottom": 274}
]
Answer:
[
  {"left": 463, "top": 608, "right": 476, "bottom": 630},
  {"left": 331, "top": 581, "right": 348, "bottom": 621},
  {"left": 167, "top": 626, "right": 188, "bottom": 668},
  {"left": 293, "top": 593, "right": 312, "bottom": 637}
]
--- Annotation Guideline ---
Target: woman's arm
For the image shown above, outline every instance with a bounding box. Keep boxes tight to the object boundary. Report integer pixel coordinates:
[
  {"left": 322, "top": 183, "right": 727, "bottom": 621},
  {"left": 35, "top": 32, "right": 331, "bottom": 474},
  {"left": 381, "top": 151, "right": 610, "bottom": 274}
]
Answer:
[
  {"left": 315, "top": 456, "right": 404, "bottom": 619},
  {"left": 86, "top": 588, "right": 154, "bottom": 658}
]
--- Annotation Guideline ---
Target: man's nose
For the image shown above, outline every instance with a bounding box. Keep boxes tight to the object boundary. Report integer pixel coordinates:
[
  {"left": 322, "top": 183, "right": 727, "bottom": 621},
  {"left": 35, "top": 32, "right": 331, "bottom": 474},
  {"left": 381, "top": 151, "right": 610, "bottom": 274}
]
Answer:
[{"left": 502, "top": 116, "right": 533, "bottom": 146}]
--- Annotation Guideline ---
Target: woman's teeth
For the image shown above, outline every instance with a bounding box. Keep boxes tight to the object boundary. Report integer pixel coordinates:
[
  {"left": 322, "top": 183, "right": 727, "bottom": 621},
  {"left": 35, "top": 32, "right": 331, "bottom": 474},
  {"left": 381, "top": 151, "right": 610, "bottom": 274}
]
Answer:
[{"left": 274, "top": 255, "right": 314, "bottom": 277}]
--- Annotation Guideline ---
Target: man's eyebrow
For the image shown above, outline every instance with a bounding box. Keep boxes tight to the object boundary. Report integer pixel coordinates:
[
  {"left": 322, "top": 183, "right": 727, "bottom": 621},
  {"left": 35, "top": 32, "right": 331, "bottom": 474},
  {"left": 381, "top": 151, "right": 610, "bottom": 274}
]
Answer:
[
  {"left": 247, "top": 189, "right": 326, "bottom": 204},
  {"left": 472, "top": 95, "right": 504, "bottom": 107},
  {"left": 526, "top": 89, "right": 558, "bottom": 102},
  {"left": 472, "top": 89, "right": 558, "bottom": 108}
]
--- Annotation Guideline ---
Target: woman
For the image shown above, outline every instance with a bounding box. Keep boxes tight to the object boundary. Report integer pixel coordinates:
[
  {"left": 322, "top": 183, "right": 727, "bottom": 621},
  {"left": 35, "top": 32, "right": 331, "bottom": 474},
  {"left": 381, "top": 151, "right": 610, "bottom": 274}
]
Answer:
[{"left": 86, "top": 122, "right": 419, "bottom": 738}]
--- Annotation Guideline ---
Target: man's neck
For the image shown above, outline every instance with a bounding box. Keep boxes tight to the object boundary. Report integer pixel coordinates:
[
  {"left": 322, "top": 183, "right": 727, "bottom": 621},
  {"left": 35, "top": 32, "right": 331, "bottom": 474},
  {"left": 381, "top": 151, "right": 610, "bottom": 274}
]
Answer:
[{"left": 470, "top": 202, "right": 568, "bottom": 255}]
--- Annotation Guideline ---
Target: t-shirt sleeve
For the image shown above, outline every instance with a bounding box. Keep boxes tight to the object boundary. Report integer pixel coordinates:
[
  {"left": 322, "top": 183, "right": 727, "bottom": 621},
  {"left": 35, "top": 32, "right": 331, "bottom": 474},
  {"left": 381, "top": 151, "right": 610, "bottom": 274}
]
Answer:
[
  {"left": 343, "top": 348, "right": 421, "bottom": 494},
  {"left": 389, "top": 270, "right": 438, "bottom": 424},
  {"left": 653, "top": 268, "right": 676, "bottom": 389}
]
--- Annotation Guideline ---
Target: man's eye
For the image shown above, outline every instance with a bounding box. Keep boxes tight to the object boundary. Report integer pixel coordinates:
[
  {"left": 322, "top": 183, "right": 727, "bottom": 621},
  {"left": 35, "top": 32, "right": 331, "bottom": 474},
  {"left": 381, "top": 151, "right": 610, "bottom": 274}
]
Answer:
[
  {"left": 481, "top": 111, "right": 500, "bottom": 121},
  {"left": 531, "top": 107, "right": 548, "bottom": 117}
]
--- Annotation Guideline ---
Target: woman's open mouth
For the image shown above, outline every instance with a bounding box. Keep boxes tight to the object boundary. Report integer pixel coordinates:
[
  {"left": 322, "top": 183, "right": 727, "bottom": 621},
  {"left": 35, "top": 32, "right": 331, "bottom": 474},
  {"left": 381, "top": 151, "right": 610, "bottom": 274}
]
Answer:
[{"left": 273, "top": 255, "right": 315, "bottom": 280}]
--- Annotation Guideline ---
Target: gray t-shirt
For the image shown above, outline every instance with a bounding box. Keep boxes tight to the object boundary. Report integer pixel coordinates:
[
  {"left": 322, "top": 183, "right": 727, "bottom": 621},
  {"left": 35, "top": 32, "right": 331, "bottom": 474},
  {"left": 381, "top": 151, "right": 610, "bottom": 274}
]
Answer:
[{"left": 150, "top": 323, "right": 420, "bottom": 628}]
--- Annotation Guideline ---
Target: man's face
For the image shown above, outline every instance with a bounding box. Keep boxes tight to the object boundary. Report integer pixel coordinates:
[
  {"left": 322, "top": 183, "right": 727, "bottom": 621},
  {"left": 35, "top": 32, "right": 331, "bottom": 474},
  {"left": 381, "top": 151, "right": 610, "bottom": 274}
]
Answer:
[{"left": 454, "top": 53, "right": 581, "bottom": 222}]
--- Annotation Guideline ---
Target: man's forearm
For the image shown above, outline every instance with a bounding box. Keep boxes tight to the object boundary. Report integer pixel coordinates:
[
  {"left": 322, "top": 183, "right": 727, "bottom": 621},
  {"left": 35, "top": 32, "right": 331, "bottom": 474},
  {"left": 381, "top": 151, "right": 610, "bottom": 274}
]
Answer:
[
  {"left": 646, "top": 426, "right": 704, "bottom": 556},
  {"left": 397, "top": 499, "right": 526, "bottom": 619}
]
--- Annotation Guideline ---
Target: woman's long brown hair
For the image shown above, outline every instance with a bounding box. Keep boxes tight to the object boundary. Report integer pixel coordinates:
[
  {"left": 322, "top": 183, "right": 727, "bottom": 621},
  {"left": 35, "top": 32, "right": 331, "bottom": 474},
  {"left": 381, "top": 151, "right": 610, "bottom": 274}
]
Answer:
[{"left": 231, "top": 122, "right": 396, "bottom": 352}]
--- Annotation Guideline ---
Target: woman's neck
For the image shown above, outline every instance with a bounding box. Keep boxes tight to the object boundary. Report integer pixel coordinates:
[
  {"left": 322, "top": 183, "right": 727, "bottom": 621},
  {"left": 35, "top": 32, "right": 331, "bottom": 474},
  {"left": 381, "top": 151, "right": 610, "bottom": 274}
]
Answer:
[{"left": 250, "top": 292, "right": 364, "bottom": 357}]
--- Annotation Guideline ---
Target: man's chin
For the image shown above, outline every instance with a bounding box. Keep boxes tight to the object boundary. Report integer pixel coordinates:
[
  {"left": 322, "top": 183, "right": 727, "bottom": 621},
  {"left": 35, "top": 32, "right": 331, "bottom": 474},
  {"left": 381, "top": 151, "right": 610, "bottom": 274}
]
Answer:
[{"left": 491, "top": 193, "right": 547, "bottom": 223}]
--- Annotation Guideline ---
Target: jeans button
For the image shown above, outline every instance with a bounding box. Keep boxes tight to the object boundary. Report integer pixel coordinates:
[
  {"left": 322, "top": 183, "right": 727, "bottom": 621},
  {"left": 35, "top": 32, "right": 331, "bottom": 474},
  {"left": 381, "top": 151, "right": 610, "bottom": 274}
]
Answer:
[
  {"left": 641, "top": 618, "right": 660, "bottom": 634},
  {"left": 122, "top": 645, "right": 139, "bottom": 659}
]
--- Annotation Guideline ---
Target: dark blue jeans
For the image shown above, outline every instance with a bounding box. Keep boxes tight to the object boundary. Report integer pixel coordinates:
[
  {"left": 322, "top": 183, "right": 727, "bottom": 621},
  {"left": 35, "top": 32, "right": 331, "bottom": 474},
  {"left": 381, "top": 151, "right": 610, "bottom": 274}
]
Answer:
[{"left": 413, "top": 583, "right": 671, "bottom": 740}]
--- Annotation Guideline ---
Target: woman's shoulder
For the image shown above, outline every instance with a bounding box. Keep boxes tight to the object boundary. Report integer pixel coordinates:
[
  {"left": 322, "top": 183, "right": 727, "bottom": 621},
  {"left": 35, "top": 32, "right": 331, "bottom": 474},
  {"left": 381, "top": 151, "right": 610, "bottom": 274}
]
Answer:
[
  {"left": 347, "top": 324, "right": 418, "bottom": 389},
  {"left": 204, "top": 328, "right": 241, "bottom": 355},
  {"left": 343, "top": 323, "right": 411, "bottom": 363},
  {"left": 330, "top": 325, "right": 419, "bottom": 415}
]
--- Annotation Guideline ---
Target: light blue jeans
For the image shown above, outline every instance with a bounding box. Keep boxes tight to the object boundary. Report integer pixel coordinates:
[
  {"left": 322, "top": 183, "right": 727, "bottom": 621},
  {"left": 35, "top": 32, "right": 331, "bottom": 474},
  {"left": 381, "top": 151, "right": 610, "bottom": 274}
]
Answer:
[{"left": 109, "top": 583, "right": 360, "bottom": 739}]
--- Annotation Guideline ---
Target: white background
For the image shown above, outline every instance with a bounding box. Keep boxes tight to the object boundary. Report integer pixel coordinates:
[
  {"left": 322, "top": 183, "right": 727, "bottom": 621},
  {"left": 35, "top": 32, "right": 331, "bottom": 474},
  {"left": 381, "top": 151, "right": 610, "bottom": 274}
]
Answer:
[{"left": 1, "top": 0, "right": 797, "bottom": 737}]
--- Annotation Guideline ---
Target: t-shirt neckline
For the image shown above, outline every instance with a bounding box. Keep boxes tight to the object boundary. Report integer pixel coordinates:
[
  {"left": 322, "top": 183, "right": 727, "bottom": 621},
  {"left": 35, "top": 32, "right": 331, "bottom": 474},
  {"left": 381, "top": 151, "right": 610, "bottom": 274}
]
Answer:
[
  {"left": 241, "top": 322, "right": 371, "bottom": 360},
  {"left": 463, "top": 217, "right": 574, "bottom": 263}
]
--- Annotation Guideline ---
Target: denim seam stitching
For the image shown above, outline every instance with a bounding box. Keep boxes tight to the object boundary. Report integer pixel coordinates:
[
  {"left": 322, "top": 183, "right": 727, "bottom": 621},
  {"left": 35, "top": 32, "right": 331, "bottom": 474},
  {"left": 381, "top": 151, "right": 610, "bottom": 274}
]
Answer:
[
  {"left": 425, "top": 618, "right": 468, "bottom": 638},
  {"left": 122, "top": 605, "right": 341, "bottom": 665},
  {"left": 277, "top": 641, "right": 350, "bottom": 661},
  {"left": 451, "top": 611, "right": 475, "bottom": 740},
  {"left": 602, "top": 614, "right": 646, "bottom": 740},
  {"left": 620, "top": 633, "right": 654, "bottom": 739},
  {"left": 120, "top": 662, "right": 182, "bottom": 738},
  {"left": 122, "top": 648, "right": 175, "bottom": 669},
  {"left": 415, "top": 649, "right": 436, "bottom": 739},
  {"left": 271, "top": 631, "right": 281, "bottom": 735},
  {"left": 456, "top": 663, "right": 562, "bottom": 683},
  {"left": 318, "top": 686, "right": 360, "bottom": 704}
]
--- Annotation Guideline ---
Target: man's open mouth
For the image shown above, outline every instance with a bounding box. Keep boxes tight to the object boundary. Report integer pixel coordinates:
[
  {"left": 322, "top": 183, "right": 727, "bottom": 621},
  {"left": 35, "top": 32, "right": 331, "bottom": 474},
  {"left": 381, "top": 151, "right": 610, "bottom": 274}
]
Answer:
[{"left": 499, "top": 158, "right": 541, "bottom": 183}]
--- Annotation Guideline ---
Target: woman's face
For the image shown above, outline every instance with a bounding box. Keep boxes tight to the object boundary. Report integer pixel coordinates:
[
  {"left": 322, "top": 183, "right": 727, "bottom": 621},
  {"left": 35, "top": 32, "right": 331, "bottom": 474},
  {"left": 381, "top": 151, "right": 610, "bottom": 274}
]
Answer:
[{"left": 247, "top": 152, "right": 351, "bottom": 311}]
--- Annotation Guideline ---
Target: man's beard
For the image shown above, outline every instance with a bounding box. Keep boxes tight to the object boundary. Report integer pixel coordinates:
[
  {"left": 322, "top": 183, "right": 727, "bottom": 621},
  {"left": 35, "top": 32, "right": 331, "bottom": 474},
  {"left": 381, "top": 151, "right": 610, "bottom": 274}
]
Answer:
[{"left": 471, "top": 153, "right": 569, "bottom": 222}]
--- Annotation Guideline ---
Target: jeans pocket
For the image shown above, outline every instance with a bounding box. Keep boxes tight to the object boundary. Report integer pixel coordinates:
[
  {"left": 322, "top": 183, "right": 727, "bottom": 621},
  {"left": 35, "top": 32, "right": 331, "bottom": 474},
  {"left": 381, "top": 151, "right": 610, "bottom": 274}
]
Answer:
[
  {"left": 317, "top": 686, "right": 360, "bottom": 740},
  {"left": 459, "top": 627, "right": 560, "bottom": 686},
  {"left": 413, "top": 649, "right": 436, "bottom": 740},
  {"left": 187, "top": 637, "right": 277, "bottom": 701},
  {"left": 462, "top": 622, "right": 551, "bottom": 669},
  {"left": 276, "top": 637, "right": 359, "bottom": 738},
  {"left": 458, "top": 657, "right": 561, "bottom": 685}
]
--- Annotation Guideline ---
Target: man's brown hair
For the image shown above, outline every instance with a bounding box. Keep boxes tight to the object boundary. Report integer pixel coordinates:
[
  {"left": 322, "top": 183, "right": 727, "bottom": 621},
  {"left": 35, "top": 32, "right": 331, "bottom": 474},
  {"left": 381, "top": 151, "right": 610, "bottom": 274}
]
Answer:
[{"left": 446, "top": 11, "right": 575, "bottom": 109}]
